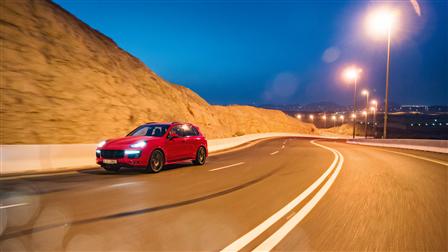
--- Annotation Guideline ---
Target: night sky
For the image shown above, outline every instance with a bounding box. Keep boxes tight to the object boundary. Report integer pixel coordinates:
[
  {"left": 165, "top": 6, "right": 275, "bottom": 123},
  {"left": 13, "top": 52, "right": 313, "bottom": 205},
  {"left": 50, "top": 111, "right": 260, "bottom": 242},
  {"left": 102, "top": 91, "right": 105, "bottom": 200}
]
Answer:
[{"left": 55, "top": 0, "right": 447, "bottom": 106}]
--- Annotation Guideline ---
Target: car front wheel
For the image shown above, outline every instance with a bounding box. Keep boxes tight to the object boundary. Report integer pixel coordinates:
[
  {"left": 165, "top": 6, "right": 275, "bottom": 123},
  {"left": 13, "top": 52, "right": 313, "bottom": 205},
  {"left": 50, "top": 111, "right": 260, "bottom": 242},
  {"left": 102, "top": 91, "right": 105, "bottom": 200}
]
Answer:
[
  {"left": 193, "top": 146, "right": 206, "bottom": 165},
  {"left": 146, "top": 149, "right": 164, "bottom": 173}
]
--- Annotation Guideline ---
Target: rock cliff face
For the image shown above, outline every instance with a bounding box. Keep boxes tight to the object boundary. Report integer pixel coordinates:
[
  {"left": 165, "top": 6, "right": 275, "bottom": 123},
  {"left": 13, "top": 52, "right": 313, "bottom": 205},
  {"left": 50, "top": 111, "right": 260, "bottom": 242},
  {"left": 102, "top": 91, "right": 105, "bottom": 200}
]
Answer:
[{"left": 0, "top": 0, "right": 315, "bottom": 144}]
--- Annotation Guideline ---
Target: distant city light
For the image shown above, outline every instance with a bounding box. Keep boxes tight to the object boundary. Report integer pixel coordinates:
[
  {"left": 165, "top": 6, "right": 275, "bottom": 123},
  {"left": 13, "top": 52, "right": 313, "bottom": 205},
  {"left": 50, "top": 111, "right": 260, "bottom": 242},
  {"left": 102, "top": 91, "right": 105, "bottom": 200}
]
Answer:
[
  {"left": 296, "top": 114, "right": 302, "bottom": 119},
  {"left": 361, "top": 89, "right": 369, "bottom": 96}
]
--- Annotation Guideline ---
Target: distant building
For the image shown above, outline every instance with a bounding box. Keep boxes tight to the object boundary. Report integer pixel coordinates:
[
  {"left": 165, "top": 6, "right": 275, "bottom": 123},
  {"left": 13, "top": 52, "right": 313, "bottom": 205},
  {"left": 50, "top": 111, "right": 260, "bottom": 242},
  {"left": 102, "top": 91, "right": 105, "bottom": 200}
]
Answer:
[
  {"left": 428, "top": 105, "right": 448, "bottom": 112},
  {"left": 400, "top": 105, "right": 429, "bottom": 112}
]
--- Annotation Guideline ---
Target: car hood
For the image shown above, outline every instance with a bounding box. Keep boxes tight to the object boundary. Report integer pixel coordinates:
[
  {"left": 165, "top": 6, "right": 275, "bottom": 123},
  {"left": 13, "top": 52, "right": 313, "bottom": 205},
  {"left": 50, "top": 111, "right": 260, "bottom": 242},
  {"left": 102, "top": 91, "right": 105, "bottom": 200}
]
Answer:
[{"left": 102, "top": 136, "right": 162, "bottom": 149}]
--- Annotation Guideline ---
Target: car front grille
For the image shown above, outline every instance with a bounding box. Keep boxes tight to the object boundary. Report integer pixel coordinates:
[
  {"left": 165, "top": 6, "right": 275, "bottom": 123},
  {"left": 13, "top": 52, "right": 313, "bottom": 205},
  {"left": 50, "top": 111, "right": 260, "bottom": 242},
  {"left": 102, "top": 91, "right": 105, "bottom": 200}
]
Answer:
[{"left": 101, "top": 150, "right": 124, "bottom": 159}]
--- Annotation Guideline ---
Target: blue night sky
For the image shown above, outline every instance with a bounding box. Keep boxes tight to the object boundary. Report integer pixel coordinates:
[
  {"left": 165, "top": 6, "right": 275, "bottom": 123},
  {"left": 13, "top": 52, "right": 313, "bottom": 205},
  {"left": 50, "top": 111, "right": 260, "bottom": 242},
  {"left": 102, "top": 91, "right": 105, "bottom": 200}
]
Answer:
[{"left": 54, "top": 0, "right": 447, "bottom": 106}]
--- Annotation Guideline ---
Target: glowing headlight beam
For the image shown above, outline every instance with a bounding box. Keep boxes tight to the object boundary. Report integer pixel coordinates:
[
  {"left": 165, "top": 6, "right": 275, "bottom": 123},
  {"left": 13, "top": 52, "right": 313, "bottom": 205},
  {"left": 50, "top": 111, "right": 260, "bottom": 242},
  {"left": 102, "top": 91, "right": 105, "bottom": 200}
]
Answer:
[{"left": 130, "top": 141, "right": 146, "bottom": 148}]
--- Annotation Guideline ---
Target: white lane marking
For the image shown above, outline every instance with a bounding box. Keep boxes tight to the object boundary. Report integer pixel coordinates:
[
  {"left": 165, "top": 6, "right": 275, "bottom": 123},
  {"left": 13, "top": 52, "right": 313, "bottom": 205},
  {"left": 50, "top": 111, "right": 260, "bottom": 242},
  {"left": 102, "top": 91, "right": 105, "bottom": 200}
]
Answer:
[
  {"left": 109, "top": 182, "right": 139, "bottom": 188},
  {"left": 281, "top": 145, "right": 285, "bottom": 149},
  {"left": 270, "top": 151, "right": 279, "bottom": 155},
  {"left": 377, "top": 149, "right": 448, "bottom": 166},
  {"left": 0, "top": 203, "right": 29, "bottom": 209},
  {"left": 209, "top": 162, "right": 245, "bottom": 172},
  {"left": 254, "top": 147, "right": 344, "bottom": 251},
  {"left": 221, "top": 140, "right": 340, "bottom": 252}
]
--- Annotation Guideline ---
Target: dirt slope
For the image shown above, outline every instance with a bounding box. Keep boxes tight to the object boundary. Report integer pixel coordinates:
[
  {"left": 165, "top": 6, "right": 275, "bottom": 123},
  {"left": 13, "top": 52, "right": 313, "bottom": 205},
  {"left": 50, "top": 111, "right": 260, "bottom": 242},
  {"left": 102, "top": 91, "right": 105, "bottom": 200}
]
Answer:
[{"left": 0, "top": 0, "right": 315, "bottom": 144}]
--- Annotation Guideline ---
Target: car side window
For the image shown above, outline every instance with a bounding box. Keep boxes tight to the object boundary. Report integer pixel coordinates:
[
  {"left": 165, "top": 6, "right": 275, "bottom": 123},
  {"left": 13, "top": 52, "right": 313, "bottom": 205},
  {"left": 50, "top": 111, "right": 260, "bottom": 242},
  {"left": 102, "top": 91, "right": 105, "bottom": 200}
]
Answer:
[
  {"left": 182, "top": 125, "right": 197, "bottom": 137},
  {"left": 191, "top": 127, "right": 199, "bottom": 136},
  {"left": 170, "top": 125, "right": 184, "bottom": 137}
]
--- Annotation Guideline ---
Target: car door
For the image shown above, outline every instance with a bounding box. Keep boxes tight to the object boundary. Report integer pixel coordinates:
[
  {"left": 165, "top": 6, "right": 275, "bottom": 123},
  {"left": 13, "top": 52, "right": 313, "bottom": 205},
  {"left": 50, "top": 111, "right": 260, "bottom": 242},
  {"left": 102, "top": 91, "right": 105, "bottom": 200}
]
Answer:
[
  {"left": 182, "top": 124, "right": 196, "bottom": 158},
  {"left": 183, "top": 124, "right": 202, "bottom": 158},
  {"left": 165, "top": 125, "right": 187, "bottom": 162}
]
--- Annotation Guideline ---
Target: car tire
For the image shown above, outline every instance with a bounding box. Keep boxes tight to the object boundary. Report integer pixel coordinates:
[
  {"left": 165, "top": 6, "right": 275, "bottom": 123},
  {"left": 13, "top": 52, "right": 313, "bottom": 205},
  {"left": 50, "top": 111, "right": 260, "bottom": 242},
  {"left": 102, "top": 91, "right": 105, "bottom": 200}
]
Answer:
[
  {"left": 192, "top": 146, "right": 206, "bottom": 165},
  {"left": 103, "top": 166, "right": 120, "bottom": 172},
  {"left": 146, "top": 149, "right": 164, "bottom": 173}
]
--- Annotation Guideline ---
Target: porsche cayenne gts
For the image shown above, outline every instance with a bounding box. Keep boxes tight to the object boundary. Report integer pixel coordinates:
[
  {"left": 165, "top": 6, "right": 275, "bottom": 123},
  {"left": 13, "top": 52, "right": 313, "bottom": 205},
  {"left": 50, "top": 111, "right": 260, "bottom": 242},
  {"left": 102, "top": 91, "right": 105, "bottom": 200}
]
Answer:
[{"left": 96, "top": 122, "right": 208, "bottom": 173}]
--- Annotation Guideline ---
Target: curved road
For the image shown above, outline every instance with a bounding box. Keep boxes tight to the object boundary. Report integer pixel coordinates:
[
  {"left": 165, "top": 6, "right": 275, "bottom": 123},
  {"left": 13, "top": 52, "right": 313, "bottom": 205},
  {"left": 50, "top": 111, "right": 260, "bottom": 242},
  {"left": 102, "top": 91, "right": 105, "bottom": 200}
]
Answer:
[{"left": 0, "top": 138, "right": 446, "bottom": 251}]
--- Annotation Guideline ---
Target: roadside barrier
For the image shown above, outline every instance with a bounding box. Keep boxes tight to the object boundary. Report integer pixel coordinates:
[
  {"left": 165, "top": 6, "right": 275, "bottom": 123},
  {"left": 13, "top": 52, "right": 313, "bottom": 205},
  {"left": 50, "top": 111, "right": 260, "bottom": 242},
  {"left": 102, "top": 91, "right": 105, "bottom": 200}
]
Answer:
[
  {"left": 0, "top": 133, "right": 339, "bottom": 176},
  {"left": 347, "top": 138, "right": 447, "bottom": 154}
]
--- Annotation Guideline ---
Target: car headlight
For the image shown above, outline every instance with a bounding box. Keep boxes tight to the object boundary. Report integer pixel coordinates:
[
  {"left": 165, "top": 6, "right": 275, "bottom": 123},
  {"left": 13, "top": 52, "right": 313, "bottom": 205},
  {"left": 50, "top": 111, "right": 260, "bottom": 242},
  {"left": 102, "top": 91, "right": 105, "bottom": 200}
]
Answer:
[
  {"left": 125, "top": 150, "right": 142, "bottom": 158},
  {"left": 130, "top": 141, "right": 146, "bottom": 148},
  {"left": 97, "top": 140, "right": 106, "bottom": 148}
]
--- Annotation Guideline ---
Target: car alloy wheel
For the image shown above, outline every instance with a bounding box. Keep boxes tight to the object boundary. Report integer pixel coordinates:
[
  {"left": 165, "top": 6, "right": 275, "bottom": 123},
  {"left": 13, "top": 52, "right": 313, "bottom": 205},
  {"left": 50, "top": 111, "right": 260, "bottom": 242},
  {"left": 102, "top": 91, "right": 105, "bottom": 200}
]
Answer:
[
  {"left": 149, "top": 150, "right": 164, "bottom": 173},
  {"left": 194, "top": 146, "right": 206, "bottom": 165}
]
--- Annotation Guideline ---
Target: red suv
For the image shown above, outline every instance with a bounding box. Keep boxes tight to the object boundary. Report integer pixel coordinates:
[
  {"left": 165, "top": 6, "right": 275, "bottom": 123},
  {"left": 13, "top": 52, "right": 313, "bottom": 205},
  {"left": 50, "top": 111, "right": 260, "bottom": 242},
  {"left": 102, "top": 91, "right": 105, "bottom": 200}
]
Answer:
[{"left": 96, "top": 122, "right": 208, "bottom": 173}]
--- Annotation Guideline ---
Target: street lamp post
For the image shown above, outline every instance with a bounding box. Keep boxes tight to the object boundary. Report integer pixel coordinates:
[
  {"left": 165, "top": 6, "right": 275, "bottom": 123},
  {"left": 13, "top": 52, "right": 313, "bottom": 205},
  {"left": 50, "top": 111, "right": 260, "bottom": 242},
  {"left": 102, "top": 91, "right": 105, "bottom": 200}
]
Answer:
[
  {"left": 384, "top": 26, "right": 392, "bottom": 139},
  {"left": 322, "top": 114, "right": 327, "bottom": 128},
  {"left": 332, "top": 115, "right": 337, "bottom": 127},
  {"left": 366, "top": 8, "right": 397, "bottom": 139},
  {"left": 343, "top": 67, "right": 362, "bottom": 139},
  {"left": 351, "top": 113, "right": 357, "bottom": 129},
  {"left": 362, "top": 90, "right": 369, "bottom": 138},
  {"left": 353, "top": 78, "right": 358, "bottom": 139},
  {"left": 362, "top": 110, "right": 368, "bottom": 138},
  {"left": 370, "top": 100, "right": 378, "bottom": 137},
  {"left": 339, "top": 115, "right": 344, "bottom": 125}
]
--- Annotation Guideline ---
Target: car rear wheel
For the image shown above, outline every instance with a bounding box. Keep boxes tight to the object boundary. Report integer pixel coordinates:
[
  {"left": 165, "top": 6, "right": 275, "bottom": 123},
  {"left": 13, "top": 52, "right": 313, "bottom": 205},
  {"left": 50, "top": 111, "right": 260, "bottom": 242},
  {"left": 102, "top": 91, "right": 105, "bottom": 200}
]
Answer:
[
  {"left": 193, "top": 146, "right": 206, "bottom": 165},
  {"left": 146, "top": 149, "right": 164, "bottom": 173}
]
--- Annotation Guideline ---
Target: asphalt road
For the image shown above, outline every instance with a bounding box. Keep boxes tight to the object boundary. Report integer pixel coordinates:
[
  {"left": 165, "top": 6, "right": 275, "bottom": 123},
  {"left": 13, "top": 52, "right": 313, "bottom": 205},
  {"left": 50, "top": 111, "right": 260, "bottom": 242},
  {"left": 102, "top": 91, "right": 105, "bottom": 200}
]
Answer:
[{"left": 0, "top": 137, "right": 446, "bottom": 251}]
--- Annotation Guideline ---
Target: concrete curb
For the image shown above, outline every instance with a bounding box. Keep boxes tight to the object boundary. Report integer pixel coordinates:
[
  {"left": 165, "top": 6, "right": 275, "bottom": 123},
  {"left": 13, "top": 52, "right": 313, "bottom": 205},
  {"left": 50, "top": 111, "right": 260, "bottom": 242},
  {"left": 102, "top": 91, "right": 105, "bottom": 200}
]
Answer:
[
  {"left": 347, "top": 139, "right": 448, "bottom": 154},
  {"left": 1, "top": 133, "right": 343, "bottom": 176}
]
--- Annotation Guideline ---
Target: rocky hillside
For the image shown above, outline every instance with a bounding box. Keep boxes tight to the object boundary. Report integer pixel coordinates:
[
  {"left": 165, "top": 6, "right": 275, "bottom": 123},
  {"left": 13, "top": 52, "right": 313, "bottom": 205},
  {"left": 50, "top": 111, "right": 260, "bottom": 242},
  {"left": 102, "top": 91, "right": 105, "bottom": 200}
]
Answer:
[{"left": 0, "top": 0, "right": 315, "bottom": 144}]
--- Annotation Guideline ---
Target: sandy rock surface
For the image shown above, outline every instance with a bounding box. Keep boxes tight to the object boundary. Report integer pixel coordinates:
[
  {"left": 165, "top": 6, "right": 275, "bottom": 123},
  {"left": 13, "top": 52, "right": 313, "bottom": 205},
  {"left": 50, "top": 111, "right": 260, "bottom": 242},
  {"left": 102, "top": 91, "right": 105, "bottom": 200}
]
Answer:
[{"left": 0, "top": 0, "right": 315, "bottom": 144}]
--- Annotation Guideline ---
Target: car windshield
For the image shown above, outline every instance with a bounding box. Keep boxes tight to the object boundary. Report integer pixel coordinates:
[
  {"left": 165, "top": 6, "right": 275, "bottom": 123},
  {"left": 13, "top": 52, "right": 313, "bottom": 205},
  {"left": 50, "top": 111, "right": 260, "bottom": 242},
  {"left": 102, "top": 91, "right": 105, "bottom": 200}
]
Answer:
[{"left": 127, "top": 124, "right": 169, "bottom": 137}]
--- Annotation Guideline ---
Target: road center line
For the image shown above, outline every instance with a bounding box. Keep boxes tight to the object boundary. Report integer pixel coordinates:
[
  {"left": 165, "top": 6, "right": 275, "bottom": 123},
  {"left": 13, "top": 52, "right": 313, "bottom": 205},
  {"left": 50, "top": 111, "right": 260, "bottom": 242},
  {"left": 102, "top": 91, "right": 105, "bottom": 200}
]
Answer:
[
  {"left": 0, "top": 203, "right": 29, "bottom": 209},
  {"left": 221, "top": 140, "right": 341, "bottom": 252},
  {"left": 254, "top": 147, "right": 344, "bottom": 251},
  {"left": 270, "top": 151, "right": 279, "bottom": 155},
  {"left": 209, "top": 162, "right": 245, "bottom": 172}
]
